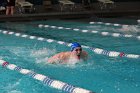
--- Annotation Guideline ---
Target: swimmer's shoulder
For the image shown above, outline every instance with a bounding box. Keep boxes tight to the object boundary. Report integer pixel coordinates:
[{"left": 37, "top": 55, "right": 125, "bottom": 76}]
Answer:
[
  {"left": 82, "top": 51, "right": 88, "bottom": 55},
  {"left": 57, "top": 51, "right": 71, "bottom": 58},
  {"left": 81, "top": 51, "right": 88, "bottom": 60}
]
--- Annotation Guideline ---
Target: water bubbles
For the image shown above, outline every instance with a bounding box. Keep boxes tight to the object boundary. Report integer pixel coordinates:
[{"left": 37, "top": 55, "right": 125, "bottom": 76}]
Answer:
[
  {"left": 117, "top": 88, "right": 120, "bottom": 91},
  {"left": 135, "top": 84, "right": 139, "bottom": 87},
  {"left": 31, "top": 48, "right": 56, "bottom": 64},
  {"left": 100, "top": 89, "right": 103, "bottom": 93},
  {"left": 114, "top": 85, "right": 120, "bottom": 91},
  {"left": 31, "top": 48, "right": 55, "bottom": 57},
  {"left": 8, "top": 90, "right": 22, "bottom": 93},
  {"left": 124, "top": 78, "right": 128, "bottom": 81},
  {"left": 121, "top": 25, "right": 139, "bottom": 32}
]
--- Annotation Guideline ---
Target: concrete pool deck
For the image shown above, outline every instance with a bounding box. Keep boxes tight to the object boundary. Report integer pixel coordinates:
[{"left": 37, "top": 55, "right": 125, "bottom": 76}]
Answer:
[{"left": 0, "top": 1, "right": 140, "bottom": 22}]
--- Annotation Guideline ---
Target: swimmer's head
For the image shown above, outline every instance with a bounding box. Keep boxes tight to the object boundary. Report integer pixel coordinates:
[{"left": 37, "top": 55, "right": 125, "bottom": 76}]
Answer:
[{"left": 71, "top": 42, "right": 81, "bottom": 51}]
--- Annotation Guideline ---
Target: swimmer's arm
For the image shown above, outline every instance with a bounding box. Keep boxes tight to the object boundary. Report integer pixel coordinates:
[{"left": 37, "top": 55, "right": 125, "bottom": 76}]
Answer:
[
  {"left": 48, "top": 57, "right": 59, "bottom": 64},
  {"left": 82, "top": 51, "right": 88, "bottom": 61},
  {"left": 48, "top": 53, "right": 62, "bottom": 63},
  {"left": 47, "top": 58, "right": 56, "bottom": 63}
]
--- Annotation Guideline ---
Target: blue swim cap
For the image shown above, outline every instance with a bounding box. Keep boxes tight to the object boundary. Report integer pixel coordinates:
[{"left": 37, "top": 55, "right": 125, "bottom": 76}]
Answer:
[{"left": 71, "top": 42, "right": 81, "bottom": 51}]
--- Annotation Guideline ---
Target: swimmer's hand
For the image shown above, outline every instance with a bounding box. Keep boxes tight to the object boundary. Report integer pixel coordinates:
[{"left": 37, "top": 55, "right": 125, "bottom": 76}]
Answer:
[{"left": 48, "top": 57, "right": 61, "bottom": 64}]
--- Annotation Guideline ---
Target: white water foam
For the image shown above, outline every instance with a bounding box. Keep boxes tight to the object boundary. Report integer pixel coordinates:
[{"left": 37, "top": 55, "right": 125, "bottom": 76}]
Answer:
[
  {"left": 30, "top": 48, "right": 56, "bottom": 64},
  {"left": 4, "top": 79, "right": 21, "bottom": 93},
  {"left": 8, "top": 90, "right": 22, "bottom": 93},
  {"left": 120, "top": 25, "right": 140, "bottom": 33}
]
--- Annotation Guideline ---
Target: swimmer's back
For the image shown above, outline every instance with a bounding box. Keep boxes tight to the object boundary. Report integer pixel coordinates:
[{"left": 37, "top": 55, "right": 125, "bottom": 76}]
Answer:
[{"left": 48, "top": 51, "right": 71, "bottom": 63}]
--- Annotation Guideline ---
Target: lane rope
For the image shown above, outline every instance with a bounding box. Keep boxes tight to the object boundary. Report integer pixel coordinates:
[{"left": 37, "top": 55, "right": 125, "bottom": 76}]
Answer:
[
  {"left": 0, "top": 29, "right": 140, "bottom": 59},
  {"left": 37, "top": 24, "right": 140, "bottom": 41},
  {"left": 0, "top": 59, "right": 93, "bottom": 93},
  {"left": 89, "top": 21, "right": 137, "bottom": 27}
]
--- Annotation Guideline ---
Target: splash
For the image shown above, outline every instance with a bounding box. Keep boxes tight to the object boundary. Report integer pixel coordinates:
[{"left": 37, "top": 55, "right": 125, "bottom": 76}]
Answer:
[
  {"left": 66, "top": 57, "right": 81, "bottom": 65},
  {"left": 4, "top": 79, "right": 21, "bottom": 93},
  {"left": 30, "top": 48, "right": 56, "bottom": 64},
  {"left": 0, "top": 56, "right": 3, "bottom": 59},
  {"left": 8, "top": 90, "right": 22, "bottom": 93},
  {"left": 120, "top": 25, "right": 140, "bottom": 33}
]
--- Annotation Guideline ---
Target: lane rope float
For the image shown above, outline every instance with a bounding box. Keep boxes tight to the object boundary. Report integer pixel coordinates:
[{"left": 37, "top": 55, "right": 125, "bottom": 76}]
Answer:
[
  {"left": 0, "top": 29, "right": 140, "bottom": 59},
  {"left": 38, "top": 24, "right": 140, "bottom": 41},
  {"left": 89, "top": 21, "right": 137, "bottom": 27},
  {"left": 0, "top": 59, "right": 94, "bottom": 93}
]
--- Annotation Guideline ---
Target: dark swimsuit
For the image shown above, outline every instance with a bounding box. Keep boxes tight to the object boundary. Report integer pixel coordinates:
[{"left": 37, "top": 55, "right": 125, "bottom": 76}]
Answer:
[{"left": 7, "top": 0, "right": 15, "bottom": 6}]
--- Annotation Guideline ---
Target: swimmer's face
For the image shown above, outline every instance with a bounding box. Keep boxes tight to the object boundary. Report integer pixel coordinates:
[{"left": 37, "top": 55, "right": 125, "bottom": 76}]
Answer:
[{"left": 73, "top": 47, "right": 82, "bottom": 56}]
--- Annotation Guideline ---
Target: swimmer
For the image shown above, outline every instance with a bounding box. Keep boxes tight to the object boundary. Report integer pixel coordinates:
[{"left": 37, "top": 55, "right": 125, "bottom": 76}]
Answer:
[
  {"left": 121, "top": 25, "right": 139, "bottom": 32},
  {"left": 48, "top": 42, "right": 88, "bottom": 64}
]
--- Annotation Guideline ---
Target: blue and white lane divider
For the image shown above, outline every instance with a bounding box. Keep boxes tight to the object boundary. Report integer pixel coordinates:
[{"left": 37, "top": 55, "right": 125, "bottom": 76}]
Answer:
[
  {"left": 0, "top": 59, "right": 93, "bottom": 93},
  {"left": 0, "top": 29, "right": 140, "bottom": 59},
  {"left": 38, "top": 24, "right": 140, "bottom": 41}
]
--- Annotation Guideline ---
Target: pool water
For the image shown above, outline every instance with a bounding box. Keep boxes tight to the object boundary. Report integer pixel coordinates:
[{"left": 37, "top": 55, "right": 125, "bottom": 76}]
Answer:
[{"left": 0, "top": 19, "right": 140, "bottom": 93}]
